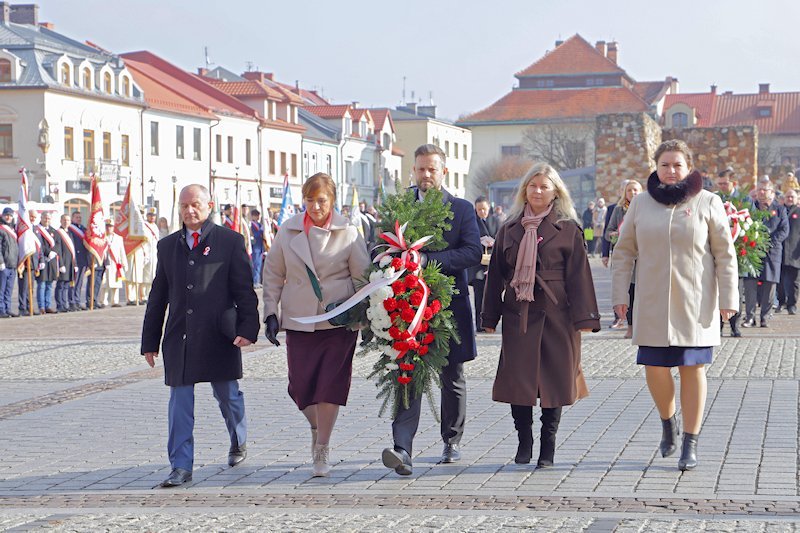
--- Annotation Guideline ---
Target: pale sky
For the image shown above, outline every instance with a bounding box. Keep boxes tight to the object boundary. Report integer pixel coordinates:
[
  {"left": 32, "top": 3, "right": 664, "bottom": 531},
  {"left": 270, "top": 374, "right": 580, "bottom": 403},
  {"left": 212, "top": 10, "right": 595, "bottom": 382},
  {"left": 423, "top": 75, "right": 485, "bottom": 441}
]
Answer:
[{"left": 26, "top": 0, "right": 800, "bottom": 121}]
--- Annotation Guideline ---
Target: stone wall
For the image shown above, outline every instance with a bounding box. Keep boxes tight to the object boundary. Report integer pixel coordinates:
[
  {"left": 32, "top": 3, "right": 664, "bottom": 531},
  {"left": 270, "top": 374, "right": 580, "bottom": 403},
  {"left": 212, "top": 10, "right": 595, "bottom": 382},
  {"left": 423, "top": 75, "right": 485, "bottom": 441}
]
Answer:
[
  {"left": 594, "top": 113, "right": 661, "bottom": 202},
  {"left": 662, "top": 126, "right": 758, "bottom": 190}
]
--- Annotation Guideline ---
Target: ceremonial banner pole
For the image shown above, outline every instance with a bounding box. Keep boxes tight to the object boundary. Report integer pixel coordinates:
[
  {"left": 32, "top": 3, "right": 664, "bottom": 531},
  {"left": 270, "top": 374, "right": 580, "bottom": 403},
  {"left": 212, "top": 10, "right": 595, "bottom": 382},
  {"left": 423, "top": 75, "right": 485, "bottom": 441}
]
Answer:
[
  {"left": 89, "top": 257, "right": 95, "bottom": 310},
  {"left": 26, "top": 257, "right": 33, "bottom": 316},
  {"left": 133, "top": 253, "right": 139, "bottom": 306}
]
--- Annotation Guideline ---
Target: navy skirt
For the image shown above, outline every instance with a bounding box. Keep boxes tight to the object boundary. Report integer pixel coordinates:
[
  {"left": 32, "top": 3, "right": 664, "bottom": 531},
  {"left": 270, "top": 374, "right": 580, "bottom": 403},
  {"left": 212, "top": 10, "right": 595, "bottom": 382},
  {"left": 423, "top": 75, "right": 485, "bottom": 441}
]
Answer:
[{"left": 637, "top": 346, "right": 713, "bottom": 367}]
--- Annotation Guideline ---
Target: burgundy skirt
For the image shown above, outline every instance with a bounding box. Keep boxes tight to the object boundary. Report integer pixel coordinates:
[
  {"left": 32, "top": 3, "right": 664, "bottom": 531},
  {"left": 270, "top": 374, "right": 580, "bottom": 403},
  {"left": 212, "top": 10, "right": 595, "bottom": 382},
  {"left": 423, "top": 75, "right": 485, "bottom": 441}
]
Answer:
[{"left": 285, "top": 327, "right": 358, "bottom": 410}]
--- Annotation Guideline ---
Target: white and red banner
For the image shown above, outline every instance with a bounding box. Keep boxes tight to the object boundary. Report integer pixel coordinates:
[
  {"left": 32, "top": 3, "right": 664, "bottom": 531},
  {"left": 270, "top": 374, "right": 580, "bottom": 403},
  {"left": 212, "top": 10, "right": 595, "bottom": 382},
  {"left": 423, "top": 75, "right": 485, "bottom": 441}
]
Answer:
[
  {"left": 84, "top": 176, "right": 108, "bottom": 264},
  {"left": 16, "top": 168, "right": 39, "bottom": 273},
  {"left": 115, "top": 182, "right": 147, "bottom": 257}
]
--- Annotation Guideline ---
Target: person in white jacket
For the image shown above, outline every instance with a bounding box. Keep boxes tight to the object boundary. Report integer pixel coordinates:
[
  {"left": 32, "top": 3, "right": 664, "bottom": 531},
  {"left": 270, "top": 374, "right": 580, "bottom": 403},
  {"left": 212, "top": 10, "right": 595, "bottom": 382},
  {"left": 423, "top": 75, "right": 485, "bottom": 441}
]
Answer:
[{"left": 100, "top": 218, "right": 128, "bottom": 307}]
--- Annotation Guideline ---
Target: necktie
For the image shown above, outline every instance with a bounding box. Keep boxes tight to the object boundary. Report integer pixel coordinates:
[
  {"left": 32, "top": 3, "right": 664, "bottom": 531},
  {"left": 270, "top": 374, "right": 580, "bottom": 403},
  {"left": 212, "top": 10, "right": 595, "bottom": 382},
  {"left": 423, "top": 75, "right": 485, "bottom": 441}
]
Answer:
[{"left": 192, "top": 232, "right": 199, "bottom": 249}]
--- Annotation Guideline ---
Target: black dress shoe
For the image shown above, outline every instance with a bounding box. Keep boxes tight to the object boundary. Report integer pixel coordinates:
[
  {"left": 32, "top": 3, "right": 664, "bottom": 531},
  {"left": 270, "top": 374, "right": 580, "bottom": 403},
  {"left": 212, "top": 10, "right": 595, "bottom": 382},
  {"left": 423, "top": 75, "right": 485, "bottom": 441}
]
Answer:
[
  {"left": 761, "top": 320, "right": 769, "bottom": 328},
  {"left": 228, "top": 443, "right": 247, "bottom": 467},
  {"left": 159, "top": 467, "right": 192, "bottom": 487},
  {"left": 439, "top": 443, "right": 461, "bottom": 463},
  {"left": 789, "top": 306, "right": 798, "bottom": 315},
  {"left": 382, "top": 447, "right": 412, "bottom": 476}
]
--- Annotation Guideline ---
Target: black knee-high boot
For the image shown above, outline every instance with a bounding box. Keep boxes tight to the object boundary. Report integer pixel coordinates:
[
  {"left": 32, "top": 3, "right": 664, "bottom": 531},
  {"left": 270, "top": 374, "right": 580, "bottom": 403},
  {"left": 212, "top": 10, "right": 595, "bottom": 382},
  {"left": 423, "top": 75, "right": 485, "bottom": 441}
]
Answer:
[
  {"left": 537, "top": 407, "right": 562, "bottom": 468},
  {"left": 511, "top": 404, "right": 533, "bottom": 464}
]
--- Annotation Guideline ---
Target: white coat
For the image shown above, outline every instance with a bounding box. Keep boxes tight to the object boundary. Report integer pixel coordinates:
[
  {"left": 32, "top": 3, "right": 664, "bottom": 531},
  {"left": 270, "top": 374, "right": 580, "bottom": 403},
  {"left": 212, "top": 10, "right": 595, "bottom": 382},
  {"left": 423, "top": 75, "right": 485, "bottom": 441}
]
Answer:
[
  {"left": 611, "top": 187, "right": 738, "bottom": 347},
  {"left": 103, "top": 233, "right": 129, "bottom": 288}
]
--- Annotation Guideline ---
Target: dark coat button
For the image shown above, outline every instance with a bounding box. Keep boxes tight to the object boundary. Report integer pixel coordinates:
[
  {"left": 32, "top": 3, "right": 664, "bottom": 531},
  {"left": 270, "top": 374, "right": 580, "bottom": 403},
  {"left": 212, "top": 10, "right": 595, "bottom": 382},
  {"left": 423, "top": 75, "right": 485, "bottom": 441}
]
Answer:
[
  {"left": 189, "top": 260, "right": 195, "bottom": 266},
  {"left": 187, "top": 309, "right": 193, "bottom": 315},
  {"left": 187, "top": 284, "right": 193, "bottom": 290}
]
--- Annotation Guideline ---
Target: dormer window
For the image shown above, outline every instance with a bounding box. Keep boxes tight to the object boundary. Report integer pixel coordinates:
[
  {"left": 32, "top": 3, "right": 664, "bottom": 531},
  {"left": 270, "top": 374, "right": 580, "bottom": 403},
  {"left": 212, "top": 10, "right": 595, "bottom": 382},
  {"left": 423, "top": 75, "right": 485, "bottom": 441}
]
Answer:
[
  {"left": 122, "top": 76, "right": 130, "bottom": 97},
  {"left": 672, "top": 112, "right": 688, "bottom": 128},
  {"left": 758, "top": 107, "right": 772, "bottom": 118},
  {"left": 345, "top": 117, "right": 352, "bottom": 136},
  {"left": 60, "top": 63, "right": 71, "bottom": 86},
  {"left": 82, "top": 67, "right": 92, "bottom": 89},
  {"left": 103, "top": 72, "right": 112, "bottom": 94},
  {"left": 0, "top": 59, "right": 10, "bottom": 82}
]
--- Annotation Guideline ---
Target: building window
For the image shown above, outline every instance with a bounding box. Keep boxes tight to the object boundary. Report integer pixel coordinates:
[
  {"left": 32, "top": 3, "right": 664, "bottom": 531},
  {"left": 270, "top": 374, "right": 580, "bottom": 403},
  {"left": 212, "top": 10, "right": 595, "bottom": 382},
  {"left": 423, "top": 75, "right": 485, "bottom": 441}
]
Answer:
[
  {"left": 311, "top": 153, "right": 318, "bottom": 173},
  {"left": 291, "top": 153, "right": 297, "bottom": 177},
  {"left": 344, "top": 118, "right": 352, "bottom": 136},
  {"left": 150, "top": 121, "right": 159, "bottom": 156},
  {"left": 463, "top": 144, "right": 468, "bottom": 160},
  {"left": 245, "top": 139, "right": 251, "bottom": 166},
  {"left": 672, "top": 112, "right": 688, "bottom": 128},
  {"left": 444, "top": 140, "right": 450, "bottom": 156},
  {"left": 345, "top": 160, "right": 352, "bottom": 182},
  {"left": 103, "top": 72, "right": 112, "bottom": 94},
  {"left": 269, "top": 150, "right": 276, "bottom": 174},
  {"left": 122, "top": 76, "right": 130, "bottom": 97},
  {"left": 175, "top": 125, "right": 184, "bottom": 159},
  {"left": 303, "top": 152, "right": 309, "bottom": 177},
  {"left": 193, "top": 128, "right": 201, "bottom": 160},
  {"left": 121, "top": 134, "right": 129, "bottom": 166},
  {"left": 83, "top": 129, "right": 95, "bottom": 176},
  {"left": 0, "top": 124, "right": 11, "bottom": 157},
  {"left": 227, "top": 136, "right": 233, "bottom": 163},
  {"left": 454, "top": 172, "right": 459, "bottom": 188},
  {"left": 326, "top": 154, "right": 332, "bottom": 174},
  {"left": 0, "top": 59, "right": 11, "bottom": 82},
  {"left": 453, "top": 142, "right": 459, "bottom": 159},
  {"left": 64, "top": 127, "right": 74, "bottom": 160},
  {"left": 82, "top": 67, "right": 91, "bottom": 89},
  {"left": 60, "top": 63, "right": 71, "bottom": 86},
  {"left": 360, "top": 161, "right": 368, "bottom": 185},
  {"left": 215, "top": 134, "right": 222, "bottom": 162},
  {"left": 280, "top": 152, "right": 287, "bottom": 175},
  {"left": 565, "top": 140, "right": 586, "bottom": 167},
  {"left": 501, "top": 144, "right": 522, "bottom": 157},
  {"left": 102, "top": 131, "right": 111, "bottom": 160},
  {"left": 758, "top": 107, "right": 772, "bottom": 118}
]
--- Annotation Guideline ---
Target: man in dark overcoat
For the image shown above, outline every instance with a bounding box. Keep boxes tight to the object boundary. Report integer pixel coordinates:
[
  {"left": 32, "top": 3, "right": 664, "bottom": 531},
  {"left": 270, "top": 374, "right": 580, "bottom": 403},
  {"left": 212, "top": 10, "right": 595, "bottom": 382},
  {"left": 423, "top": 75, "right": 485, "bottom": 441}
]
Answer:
[
  {"left": 141, "top": 184, "right": 259, "bottom": 488},
  {"left": 742, "top": 180, "right": 788, "bottom": 328},
  {"left": 779, "top": 188, "right": 800, "bottom": 314},
  {"left": 54, "top": 214, "right": 76, "bottom": 312},
  {"left": 68, "top": 211, "right": 91, "bottom": 311},
  {"left": 381, "top": 144, "right": 482, "bottom": 476},
  {"left": 34, "top": 211, "right": 59, "bottom": 314}
]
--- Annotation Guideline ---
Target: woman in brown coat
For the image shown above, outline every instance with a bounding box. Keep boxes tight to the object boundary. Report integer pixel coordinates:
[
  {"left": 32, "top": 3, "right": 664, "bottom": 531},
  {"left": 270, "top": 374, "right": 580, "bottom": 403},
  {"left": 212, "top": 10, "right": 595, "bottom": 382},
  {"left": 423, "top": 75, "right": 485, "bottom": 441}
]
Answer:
[{"left": 482, "top": 162, "right": 601, "bottom": 467}]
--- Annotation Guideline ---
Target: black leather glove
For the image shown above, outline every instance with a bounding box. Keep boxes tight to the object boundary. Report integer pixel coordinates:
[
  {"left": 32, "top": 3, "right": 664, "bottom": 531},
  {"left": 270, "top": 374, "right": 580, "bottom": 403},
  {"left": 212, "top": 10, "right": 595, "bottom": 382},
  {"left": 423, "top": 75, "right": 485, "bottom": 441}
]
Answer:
[{"left": 264, "top": 314, "right": 280, "bottom": 346}]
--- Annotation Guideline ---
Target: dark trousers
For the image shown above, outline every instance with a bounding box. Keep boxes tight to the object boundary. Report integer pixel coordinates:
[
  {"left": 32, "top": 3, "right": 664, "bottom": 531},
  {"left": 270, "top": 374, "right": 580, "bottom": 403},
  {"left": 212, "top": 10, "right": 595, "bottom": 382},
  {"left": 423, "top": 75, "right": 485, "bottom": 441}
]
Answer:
[
  {"left": 251, "top": 250, "right": 263, "bottom": 286},
  {"left": 744, "top": 278, "right": 775, "bottom": 322},
  {"left": 55, "top": 280, "right": 71, "bottom": 311},
  {"left": 470, "top": 278, "right": 485, "bottom": 331},
  {"left": 18, "top": 269, "right": 33, "bottom": 314},
  {"left": 70, "top": 265, "right": 87, "bottom": 307},
  {"left": 168, "top": 380, "right": 247, "bottom": 471},
  {"left": 391, "top": 361, "right": 466, "bottom": 455},
  {"left": 0, "top": 267, "right": 13, "bottom": 315},
  {"left": 780, "top": 265, "right": 799, "bottom": 310},
  {"left": 87, "top": 266, "right": 104, "bottom": 307}
]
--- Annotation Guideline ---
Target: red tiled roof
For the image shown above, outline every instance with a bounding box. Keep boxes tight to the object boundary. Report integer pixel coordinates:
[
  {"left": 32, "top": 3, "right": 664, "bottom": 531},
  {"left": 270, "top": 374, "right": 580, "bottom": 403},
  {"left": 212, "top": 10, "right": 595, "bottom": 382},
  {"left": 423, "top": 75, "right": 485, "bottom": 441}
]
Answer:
[
  {"left": 273, "top": 80, "right": 328, "bottom": 105},
  {"left": 205, "top": 79, "right": 285, "bottom": 100},
  {"left": 515, "top": 34, "right": 625, "bottom": 78},
  {"left": 666, "top": 90, "right": 800, "bottom": 135},
  {"left": 664, "top": 93, "right": 716, "bottom": 125},
  {"left": 120, "top": 51, "right": 257, "bottom": 120},
  {"left": 351, "top": 108, "right": 366, "bottom": 121},
  {"left": 305, "top": 104, "right": 352, "bottom": 119},
  {"left": 124, "top": 61, "right": 216, "bottom": 119},
  {"left": 370, "top": 108, "right": 394, "bottom": 132},
  {"left": 460, "top": 86, "right": 649, "bottom": 124}
]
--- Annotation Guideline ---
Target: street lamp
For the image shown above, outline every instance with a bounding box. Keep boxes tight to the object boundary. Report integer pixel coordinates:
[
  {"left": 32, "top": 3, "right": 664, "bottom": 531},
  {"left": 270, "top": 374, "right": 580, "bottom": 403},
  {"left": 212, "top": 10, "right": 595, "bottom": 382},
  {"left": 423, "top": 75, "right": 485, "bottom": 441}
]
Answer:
[{"left": 147, "top": 176, "right": 156, "bottom": 206}]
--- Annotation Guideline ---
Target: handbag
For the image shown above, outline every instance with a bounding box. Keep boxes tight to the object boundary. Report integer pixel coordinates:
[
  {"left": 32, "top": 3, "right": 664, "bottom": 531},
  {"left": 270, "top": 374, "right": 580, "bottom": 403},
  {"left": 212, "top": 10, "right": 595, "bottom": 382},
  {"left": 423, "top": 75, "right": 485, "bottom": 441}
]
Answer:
[
  {"left": 304, "top": 265, "right": 353, "bottom": 326},
  {"left": 480, "top": 245, "right": 491, "bottom": 266}
]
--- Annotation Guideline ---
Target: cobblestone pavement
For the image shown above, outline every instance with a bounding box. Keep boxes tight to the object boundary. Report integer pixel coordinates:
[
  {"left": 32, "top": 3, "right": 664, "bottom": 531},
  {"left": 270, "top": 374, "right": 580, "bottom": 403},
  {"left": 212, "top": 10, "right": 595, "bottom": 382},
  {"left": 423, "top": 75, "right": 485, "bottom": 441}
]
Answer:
[{"left": 1, "top": 259, "right": 800, "bottom": 531}]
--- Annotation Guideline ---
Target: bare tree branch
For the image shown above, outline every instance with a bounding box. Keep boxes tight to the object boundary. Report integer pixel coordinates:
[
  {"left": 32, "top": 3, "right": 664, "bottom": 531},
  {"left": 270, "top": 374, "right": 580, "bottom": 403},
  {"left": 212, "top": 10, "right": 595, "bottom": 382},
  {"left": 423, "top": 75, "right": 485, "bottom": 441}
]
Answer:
[
  {"left": 522, "top": 124, "right": 593, "bottom": 171},
  {"left": 470, "top": 156, "right": 534, "bottom": 198}
]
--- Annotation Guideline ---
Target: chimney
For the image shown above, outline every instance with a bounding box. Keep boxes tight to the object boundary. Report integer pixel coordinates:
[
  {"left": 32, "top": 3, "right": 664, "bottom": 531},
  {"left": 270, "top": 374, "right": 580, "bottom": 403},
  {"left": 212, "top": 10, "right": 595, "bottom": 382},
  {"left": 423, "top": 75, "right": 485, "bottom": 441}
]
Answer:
[
  {"left": 555, "top": 39, "right": 564, "bottom": 47},
  {"left": 417, "top": 105, "right": 436, "bottom": 118},
  {"left": 759, "top": 83, "right": 770, "bottom": 94},
  {"left": 197, "top": 67, "right": 208, "bottom": 77},
  {"left": 595, "top": 40, "right": 607, "bottom": 57},
  {"left": 39, "top": 21, "right": 54, "bottom": 29},
  {"left": 0, "top": 2, "right": 10, "bottom": 24},
  {"left": 352, "top": 101, "right": 359, "bottom": 109},
  {"left": 710, "top": 84, "right": 717, "bottom": 94},
  {"left": 669, "top": 77, "right": 679, "bottom": 93},
  {"left": 9, "top": 3, "right": 38, "bottom": 25},
  {"left": 607, "top": 41, "right": 618, "bottom": 64}
]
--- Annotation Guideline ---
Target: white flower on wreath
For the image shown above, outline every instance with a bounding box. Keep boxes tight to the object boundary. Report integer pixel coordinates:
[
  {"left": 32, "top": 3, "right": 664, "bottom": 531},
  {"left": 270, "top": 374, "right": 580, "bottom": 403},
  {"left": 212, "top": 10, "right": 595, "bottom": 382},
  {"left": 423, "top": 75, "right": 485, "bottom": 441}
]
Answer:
[
  {"left": 383, "top": 266, "right": 396, "bottom": 279},
  {"left": 385, "top": 362, "right": 399, "bottom": 371},
  {"left": 379, "top": 255, "right": 392, "bottom": 268}
]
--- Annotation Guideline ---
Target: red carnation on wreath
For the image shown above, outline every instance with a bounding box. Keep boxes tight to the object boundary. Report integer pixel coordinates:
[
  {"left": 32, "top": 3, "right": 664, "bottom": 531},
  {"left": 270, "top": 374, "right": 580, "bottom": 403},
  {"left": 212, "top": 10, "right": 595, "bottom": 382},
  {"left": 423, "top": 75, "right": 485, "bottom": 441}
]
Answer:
[
  {"left": 383, "top": 298, "right": 398, "bottom": 312},
  {"left": 400, "top": 308, "right": 416, "bottom": 323},
  {"left": 409, "top": 291, "right": 424, "bottom": 306},
  {"left": 419, "top": 321, "right": 429, "bottom": 333},
  {"left": 418, "top": 345, "right": 429, "bottom": 356},
  {"left": 391, "top": 257, "right": 404, "bottom": 269},
  {"left": 422, "top": 307, "right": 433, "bottom": 320},
  {"left": 399, "top": 363, "right": 415, "bottom": 371},
  {"left": 406, "top": 260, "right": 419, "bottom": 271},
  {"left": 430, "top": 299, "right": 441, "bottom": 314},
  {"left": 391, "top": 280, "right": 406, "bottom": 295},
  {"left": 422, "top": 333, "right": 435, "bottom": 345},
  {"left": 398, "top": 375, "right": 412, "bottom": 385},
  {"left": 397, "top": 299, "right": 410, "bottom": 311},
  {"left": 404, "top": 274, "right": 419, "bottom": 289},
  {"left": 393, "top": 340, "right": 408, "bottom": 352},
  {"left": 388, "top": 326, "right": 402, "bottom": 339}
]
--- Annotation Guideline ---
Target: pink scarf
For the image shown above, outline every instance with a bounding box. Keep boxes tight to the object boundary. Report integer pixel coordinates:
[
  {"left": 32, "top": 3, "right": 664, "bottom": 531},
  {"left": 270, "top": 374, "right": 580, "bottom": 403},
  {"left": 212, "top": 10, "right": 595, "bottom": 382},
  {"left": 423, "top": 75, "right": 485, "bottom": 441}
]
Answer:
[{"left": 510, "top": 203, "right": 552, "bottom": 301}]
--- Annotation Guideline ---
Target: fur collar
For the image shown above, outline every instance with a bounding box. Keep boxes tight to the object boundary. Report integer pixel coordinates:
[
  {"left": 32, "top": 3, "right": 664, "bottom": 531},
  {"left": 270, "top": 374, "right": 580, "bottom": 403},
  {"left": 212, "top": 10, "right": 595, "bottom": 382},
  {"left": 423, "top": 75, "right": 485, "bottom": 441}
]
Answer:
[{"left": 647, "top": 170, "right": 703, "bottom": 206}]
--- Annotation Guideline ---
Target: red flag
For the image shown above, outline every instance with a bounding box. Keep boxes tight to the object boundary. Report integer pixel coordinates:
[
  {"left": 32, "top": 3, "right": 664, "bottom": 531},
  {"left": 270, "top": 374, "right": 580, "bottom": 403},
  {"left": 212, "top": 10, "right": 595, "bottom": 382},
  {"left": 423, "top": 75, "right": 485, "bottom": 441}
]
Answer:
[
  {"left": 84, "top": 176, "right": 108, "bottom": 264},
  {"left": 115, "top": 181, "right": 147, "bottom": 256}
]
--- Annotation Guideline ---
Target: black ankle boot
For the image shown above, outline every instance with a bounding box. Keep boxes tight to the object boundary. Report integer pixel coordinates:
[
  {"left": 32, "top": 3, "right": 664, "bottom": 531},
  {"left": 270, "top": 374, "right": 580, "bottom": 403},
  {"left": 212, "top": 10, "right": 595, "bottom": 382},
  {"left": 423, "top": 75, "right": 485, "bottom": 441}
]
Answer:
[
  {"left": 536, "top": 407, "right": 562, "bottom": 468},
  {"left": 511, "top": 405, "right": 533, "bottom": 464},
  {"left": 729, "top": 315, "right": 742, "bottom": 338},
  {"left": 678, "top": 432, "right": 698, "bottom": 471},
  {"left": 659, "top": 414, "right": 680, "bottom": 457}
]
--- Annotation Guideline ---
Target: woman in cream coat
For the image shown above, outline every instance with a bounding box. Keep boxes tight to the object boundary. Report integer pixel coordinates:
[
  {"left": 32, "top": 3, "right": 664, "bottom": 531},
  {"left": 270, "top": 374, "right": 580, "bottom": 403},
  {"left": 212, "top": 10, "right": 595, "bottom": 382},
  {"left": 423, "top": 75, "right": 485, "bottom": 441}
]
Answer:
[
  {"left": 611, "top": 140, "right": 738, "bottom": 471},
  {"left": 262, "top": 173, "right": 371, "bottom": 477}
]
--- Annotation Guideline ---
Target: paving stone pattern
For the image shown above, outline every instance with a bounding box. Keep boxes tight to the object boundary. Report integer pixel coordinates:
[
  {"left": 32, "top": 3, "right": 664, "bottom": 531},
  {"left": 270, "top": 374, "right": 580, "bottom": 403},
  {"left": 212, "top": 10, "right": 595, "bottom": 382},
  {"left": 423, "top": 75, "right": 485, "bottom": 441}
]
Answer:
[{"left": 1, "top": 259, "right": 800, "bottom": 530}]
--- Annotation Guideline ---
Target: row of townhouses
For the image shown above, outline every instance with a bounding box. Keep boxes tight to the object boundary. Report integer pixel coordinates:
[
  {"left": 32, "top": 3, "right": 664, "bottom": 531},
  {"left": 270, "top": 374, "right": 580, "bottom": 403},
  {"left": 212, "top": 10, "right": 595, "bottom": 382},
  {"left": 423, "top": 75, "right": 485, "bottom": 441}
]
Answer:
[{"left": 0, "top": 2, "right": 472, "bottom": 221}]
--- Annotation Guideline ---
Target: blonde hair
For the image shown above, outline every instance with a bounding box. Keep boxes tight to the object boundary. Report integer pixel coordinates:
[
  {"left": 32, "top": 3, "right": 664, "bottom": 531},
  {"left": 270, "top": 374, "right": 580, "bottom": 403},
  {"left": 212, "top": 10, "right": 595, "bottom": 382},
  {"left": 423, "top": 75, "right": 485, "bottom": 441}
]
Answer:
[
  {"left": 621, "top": 180, "right": 642, "bottom": 209},
  {"left": 508, "top": 162, "right": 579, "bottom": 223}
]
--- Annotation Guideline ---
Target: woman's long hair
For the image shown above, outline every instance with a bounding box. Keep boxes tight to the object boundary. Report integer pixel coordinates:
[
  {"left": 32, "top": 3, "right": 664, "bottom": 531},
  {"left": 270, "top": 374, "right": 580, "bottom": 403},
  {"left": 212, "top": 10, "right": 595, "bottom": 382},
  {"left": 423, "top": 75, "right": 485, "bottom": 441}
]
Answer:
[{"left": 508, "top": 162, "right": 579, "bottom": 223}]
